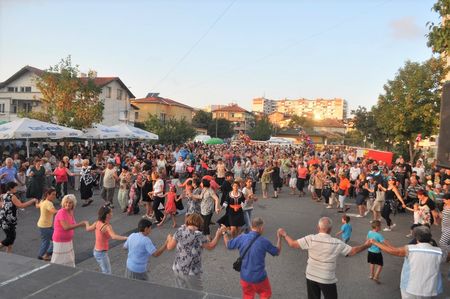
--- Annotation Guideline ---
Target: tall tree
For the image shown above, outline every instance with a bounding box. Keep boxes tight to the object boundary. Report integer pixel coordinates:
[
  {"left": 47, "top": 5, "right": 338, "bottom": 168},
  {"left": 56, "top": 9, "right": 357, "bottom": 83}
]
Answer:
[
  {"left": 207, "top": 118, "right": 234, "bottom": 139},
  {"left": 427, "top": 0, "right": 450, "bottom": 55},
  {"left": 351, "top": 106, "right": 390, "bottom": 148},
  {"left": 142, "top": 114, "right": 195, "bottom": 144},
  {"left": 192, "top": 110, "right": 212, "bottom": 129},
  {"left": 249, "top": 116, "right": 273, "bottom": 140},
  {"left": 374, "top": 58, "right": 448, "bottom": 161},
  {"left": 33, "top": 56, "right": 103, "bottom": 129}
]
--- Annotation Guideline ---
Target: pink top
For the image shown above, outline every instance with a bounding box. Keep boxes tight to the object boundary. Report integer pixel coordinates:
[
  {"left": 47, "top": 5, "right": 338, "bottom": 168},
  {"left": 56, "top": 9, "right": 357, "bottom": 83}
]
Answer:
[
  {"left": 53, "top": 208, "right": 75, "bottom": 242},
  {"left": 54, "top": 167, "right": 68, "bottom": 183},
  {"left": 95, "top": 221, "right": 111, "bottom": 251}
]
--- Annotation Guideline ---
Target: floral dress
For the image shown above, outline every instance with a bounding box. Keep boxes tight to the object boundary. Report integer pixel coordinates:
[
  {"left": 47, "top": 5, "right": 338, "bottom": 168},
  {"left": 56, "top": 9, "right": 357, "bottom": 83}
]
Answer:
[
  {"left": 0, "top": 193, "right": 17, "bottom": 230},
  {"left": 173, "top": 225, "right": 207, "bottom": 276},
  {"left": 80, "top": 166, "right": 95, "bottom": 200}
]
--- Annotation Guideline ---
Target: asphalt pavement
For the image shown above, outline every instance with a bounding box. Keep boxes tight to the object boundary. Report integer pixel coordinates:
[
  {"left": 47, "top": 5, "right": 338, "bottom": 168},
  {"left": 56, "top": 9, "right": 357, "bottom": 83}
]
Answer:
[{"left": 1, "top": 185, "right": 449, "bottom": 299}]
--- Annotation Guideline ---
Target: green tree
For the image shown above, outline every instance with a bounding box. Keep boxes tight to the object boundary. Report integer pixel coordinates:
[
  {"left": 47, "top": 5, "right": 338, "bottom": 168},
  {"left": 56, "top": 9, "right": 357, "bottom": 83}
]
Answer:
[
  {"left": 287, "top": 115, "right": 313, "bottom": 129},
  {"left": 427, "top": 0, "right": 450, "bottom": 55},
  {"left": 33, "top": 56, "right": 103, "bottom": 129},
  {"left": 351, "top": 106, "right": 390, "bottom": 148},
  {"left": 207, "top": 118, "right": 234, "bottom": 139},
  {"left": 249, "top": 116, "right": 273, "bottom": 140},
  {"left": 192, "top": 110, "right": 212, "bottom": 129},
  {"left": 374, "top": 58, "right": 448, "bottom": 161},
  {"left": 142, "top": 114, "right": 196, "bottom": 144}
]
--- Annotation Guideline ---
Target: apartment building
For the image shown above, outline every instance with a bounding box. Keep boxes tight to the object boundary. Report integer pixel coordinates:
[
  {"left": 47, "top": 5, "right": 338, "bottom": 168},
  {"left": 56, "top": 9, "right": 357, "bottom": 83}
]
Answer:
[{"left": 252, "top": 97, "right": 348, "bottom": 120}]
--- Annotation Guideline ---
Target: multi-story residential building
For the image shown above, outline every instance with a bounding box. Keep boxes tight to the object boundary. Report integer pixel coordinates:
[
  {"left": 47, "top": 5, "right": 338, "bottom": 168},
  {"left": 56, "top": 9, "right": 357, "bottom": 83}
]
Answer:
[
  {"left": 252, "top": 97, "right": 348, "bottom": 120},
  {"left": 252, "top": 97, "right": 277, "bottom": 114},
  {"left": 0, "top": 65, "right": 136, "bottom": 125},
  {"left": 131, "top": 93, "right": 193, "bottom": 124},
  {"left": 212, "top": 104, "right": 254, "bottom": 133}
]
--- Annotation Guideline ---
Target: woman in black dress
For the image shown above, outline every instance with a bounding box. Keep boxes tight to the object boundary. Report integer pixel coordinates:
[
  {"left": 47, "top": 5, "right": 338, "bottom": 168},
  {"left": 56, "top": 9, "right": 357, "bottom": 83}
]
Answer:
[
  {"left": 378, "top": 178, "right": 405, "bottom": 231},
  {"left": 80, "top": 160, "right": 95, "bottom": 207},
  {"left": 221, "top": 181, "right": 245, "bottom": 238},
  {"left": 141, "top": 171, "right": 153, "bottom": 219},
  {"left": 271, "top": 161, "right": 282, "bottom": 198},
  {"left": 27, "top": 158, "right": 46, "bottom": 200}
]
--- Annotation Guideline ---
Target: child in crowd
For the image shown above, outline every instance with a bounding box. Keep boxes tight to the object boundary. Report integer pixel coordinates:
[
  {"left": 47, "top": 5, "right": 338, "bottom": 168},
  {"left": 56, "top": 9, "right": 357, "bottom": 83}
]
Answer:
[
  {"left": 404, "top": 203, "right": 421, "bottom": 238},
  {"left": 336, "top": 215, "right": 352, "bottom": 243},
  {"left": 367, "top": 220, "right": 385, "bottom": 284},
  {"left": 158, "top": 185, "right": 180, "bottom": 228}
]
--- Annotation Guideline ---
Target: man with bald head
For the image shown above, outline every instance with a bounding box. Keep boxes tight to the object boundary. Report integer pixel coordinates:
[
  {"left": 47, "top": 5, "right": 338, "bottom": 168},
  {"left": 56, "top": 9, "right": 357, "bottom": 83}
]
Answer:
[{"left": 278, "top": 217, "right": 370, "bottom": 299}]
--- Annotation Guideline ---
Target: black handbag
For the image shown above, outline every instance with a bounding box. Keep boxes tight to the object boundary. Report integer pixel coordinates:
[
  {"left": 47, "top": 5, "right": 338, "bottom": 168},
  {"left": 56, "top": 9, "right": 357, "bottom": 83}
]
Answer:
[{"left": 233, "top": 234, "right": 261, "bottom": 272}]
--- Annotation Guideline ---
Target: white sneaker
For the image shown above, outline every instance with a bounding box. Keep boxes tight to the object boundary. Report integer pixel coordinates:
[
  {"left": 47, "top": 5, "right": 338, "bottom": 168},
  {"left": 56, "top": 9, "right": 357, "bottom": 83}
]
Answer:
[
  {"left": 326, "top": 205, "right": 333, "bottom": 209},
  {"left": 391, "top": 223, "right": 396, "bottom": 228},
  {"left": 383, "top": 227, "right": 392, "bottom": 232},
  {"left": 356, "top": 215, "right": 363, "bottom": 218}
]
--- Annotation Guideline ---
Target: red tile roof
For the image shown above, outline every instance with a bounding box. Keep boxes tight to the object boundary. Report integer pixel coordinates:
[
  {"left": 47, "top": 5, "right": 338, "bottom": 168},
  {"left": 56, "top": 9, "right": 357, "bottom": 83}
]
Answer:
[
  {"left": 212, "top": 104, "right": 248, "bottom": 113},
  {"left": 79, "top": 77, "right": 135, "bottom": 98},
  {"left": 132, "top": 96, "right": 193, "bottom": 110}
]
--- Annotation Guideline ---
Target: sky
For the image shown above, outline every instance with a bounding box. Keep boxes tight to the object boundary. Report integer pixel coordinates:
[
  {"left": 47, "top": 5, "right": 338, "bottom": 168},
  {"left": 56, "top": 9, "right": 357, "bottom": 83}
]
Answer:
[{"left": 0, "top": 0, "right": 440, "bottom": 112}]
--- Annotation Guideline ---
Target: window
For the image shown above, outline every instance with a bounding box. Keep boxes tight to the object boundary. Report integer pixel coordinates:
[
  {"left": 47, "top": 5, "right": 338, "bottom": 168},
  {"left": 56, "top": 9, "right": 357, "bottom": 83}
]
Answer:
[
  {"left": 135, "top": 112, "right": 139, "bottom": 120},
  {"left": 20, "top": 87, "right": 25, "bottom": 92},
  {"left": 105, "top": 87, "right": 111, "bottom": 98},
  {"left": 231, "top": 113, "right": 235, "bottom": 118},
  {"left": 160, "top": 113, "right": 166, "bottom": 123},
  {"left": 25, "top": 87, "right": 31, "bottom": 92},
  {"left": 116, "top": 89, "right": 123, "bottom": 100},
  {"left": 7, "top": 87, "right": 15, "bottom": 92},
  {"left": 0, "top": 103, "right": 5, "bottom": 113}
]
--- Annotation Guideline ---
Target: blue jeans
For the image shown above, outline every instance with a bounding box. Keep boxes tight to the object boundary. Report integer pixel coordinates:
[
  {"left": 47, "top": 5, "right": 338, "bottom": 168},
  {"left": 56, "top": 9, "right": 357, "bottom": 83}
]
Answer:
[
  {"left": 93, "top": 250, "right": 111, "bottom": 274},
  {"left": 243, "top": 209, "right": 253, "bottom": 233},
  {"left": 38, "top": 227, "right": 53, "bottom": 258}
]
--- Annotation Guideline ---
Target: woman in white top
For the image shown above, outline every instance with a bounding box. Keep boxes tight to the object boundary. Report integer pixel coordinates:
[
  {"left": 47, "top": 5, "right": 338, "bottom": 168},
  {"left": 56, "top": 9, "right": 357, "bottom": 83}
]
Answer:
[{"left": 149, "top": 171, "right": 165, "bottom": 224}]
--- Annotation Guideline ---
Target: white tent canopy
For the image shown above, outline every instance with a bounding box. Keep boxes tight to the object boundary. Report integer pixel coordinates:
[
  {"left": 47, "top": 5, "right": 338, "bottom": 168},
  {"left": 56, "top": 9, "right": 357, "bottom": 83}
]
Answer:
[
  {"left": 0, "top": 118, "right": 83, "bottom": 139},
  {"left": 110, "top": 123, "right": 158, "bottom": 140},
  {"left": 84, "top": 124, "right": 124, "bottom": 139},
  {"left": 194, "top": 134, "right": 211, "bottom": 143}
]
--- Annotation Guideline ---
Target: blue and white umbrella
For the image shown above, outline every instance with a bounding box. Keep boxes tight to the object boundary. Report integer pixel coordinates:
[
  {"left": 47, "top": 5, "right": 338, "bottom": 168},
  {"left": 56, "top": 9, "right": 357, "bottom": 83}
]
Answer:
[
  {"left": 0, "top": 118, "right": 83, "bottom": 139},
  {"left": 84, "top": 124, "right": 123, "bottom": 139},
  {"left": 0, "top": 118, "right": 83, "bottom": 157},
  {"left": 110, "top": 123, "right": 158, "bottom": 140}
]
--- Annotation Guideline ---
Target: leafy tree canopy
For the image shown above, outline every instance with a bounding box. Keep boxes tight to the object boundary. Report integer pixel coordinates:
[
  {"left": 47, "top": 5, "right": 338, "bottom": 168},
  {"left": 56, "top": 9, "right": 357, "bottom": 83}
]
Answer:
[{"left": 31, "top": 56, "right": 103, "bottom": 129}]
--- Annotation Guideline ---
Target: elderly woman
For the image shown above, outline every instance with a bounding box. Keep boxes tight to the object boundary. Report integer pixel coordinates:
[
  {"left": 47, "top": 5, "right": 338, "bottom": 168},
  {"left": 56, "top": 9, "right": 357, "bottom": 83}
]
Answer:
[
  {"left": 86, "top": 206, "right": 128, "bottom": 274},
  {"left": 26, "top": 158, "right": 46, "bottom": 200},
  {"left": 51, "top": 194, "right": 88, "bottom": 267},
  {"left": 80, "top": 159, "right": 95, "bottom": 207},
  {"left": 166, "top": 214, "right": 226, "bottom": 290}
]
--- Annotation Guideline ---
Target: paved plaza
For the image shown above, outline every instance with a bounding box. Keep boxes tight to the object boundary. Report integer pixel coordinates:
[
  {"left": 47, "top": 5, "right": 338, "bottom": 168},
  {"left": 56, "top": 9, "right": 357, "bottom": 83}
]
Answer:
[{"left": 1, "top": 185, "right": 449, "bottom": 299}]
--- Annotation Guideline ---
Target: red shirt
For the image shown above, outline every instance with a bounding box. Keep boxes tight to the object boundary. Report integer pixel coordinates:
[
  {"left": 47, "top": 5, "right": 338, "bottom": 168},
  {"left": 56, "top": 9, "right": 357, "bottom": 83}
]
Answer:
[{"left": 54, "top": 167, "right": 68, "bottom": 183}]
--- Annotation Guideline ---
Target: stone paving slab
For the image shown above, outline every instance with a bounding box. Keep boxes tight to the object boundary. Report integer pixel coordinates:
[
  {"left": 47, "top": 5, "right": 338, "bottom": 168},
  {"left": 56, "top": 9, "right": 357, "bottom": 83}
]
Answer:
[{"left": 0, "top": 252, "right": 236, "bottom": 299}]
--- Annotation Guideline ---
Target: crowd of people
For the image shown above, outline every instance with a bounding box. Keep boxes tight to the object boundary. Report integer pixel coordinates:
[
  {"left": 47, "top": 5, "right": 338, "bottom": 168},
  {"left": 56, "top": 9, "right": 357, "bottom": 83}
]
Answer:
[{"left": 0, "top": 140, "right": 449, "bottom": 299}]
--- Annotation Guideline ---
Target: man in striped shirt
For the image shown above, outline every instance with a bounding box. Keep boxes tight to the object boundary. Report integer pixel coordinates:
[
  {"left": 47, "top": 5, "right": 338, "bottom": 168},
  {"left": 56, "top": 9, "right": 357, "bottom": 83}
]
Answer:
[{"left": 278, "top": 217, "right": 370, "bottom": 299}]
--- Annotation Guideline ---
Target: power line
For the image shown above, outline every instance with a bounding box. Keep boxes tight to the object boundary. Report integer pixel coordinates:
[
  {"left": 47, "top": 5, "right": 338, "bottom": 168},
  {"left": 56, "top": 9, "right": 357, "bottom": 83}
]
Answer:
[
  {"left": 152, "top": 0, "right": 237, "bottom": 90},
  {"left": 169, "top": 0, "right": 393, "bottom": 96}
]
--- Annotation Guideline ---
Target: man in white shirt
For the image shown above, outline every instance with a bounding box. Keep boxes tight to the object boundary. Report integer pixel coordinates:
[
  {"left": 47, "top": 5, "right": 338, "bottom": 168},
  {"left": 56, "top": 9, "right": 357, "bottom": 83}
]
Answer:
[{"left": 278, "top": 217, "right": 370, "bottom": 299}]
